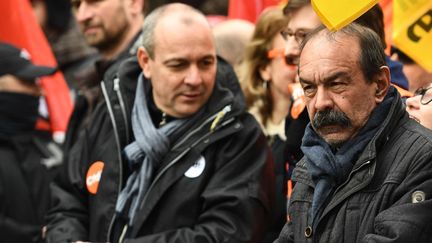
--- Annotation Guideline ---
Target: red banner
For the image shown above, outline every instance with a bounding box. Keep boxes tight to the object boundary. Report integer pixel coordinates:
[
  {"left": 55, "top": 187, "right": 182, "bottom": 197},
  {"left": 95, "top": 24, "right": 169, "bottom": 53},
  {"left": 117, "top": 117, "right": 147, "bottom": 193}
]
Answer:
[{"left": 228, "top": 0, "right": 281, "bottom": 23}]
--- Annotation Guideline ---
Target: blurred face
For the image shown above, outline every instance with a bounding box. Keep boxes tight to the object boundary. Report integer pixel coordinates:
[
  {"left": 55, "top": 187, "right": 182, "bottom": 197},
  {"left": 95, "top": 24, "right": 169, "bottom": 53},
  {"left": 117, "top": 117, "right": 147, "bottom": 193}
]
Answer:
[
  {"left": 261, "top": 33, "right": 297, "bottom": 100},
  {"left": 72, "top": 0, "right": 130, "bottom": 51},
  {"left": 0, "top": 75, "right": 41, "bottom": 96},
  {"left": 406, "top": 83, "right": 432, "bottom": 130},
  {"left": 138, "top": 14, "right": 217, "bottom": 118},
  {"left": 31, "top": 0, "right": 47, "bottom": 28},
  {"left": 283, "top": 5, "right": 321, "bottom": 65},
  {"left": 299, "top": 34, "right": 387, "bottom": 147}
]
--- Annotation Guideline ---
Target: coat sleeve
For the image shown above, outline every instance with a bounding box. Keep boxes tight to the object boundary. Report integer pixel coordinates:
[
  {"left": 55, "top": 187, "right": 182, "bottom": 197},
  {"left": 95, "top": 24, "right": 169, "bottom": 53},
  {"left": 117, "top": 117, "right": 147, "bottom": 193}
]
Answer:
[
  {"left": 44, "top": 126, "right": 91, "bottom": 243},
  {"left": 126, "top": 115, "right": 276, "bottom": 243},
  {"left": 364, "top": 149, "right": 432, "bottom": 242}
]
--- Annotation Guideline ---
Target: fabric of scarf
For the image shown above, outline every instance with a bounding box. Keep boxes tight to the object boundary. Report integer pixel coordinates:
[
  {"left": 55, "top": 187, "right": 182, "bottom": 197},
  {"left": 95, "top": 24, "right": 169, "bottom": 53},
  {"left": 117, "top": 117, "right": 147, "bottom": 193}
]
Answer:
[
  {"left": 115, "top": 73, "right": 206, "bottom": 225},
  {"left": 0, "top": 92, "right": 39, "bottom": 139},
  {"left": 301, "top": 87, "right": 396, "bottom": 227}
]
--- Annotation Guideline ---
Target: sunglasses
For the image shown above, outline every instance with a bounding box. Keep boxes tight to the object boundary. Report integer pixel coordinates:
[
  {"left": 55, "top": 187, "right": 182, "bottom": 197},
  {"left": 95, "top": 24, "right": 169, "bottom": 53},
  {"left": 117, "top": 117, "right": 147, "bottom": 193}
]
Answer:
[
  {"left": 267, "top": 48, "right": 297, "bottom": 68},
  {"left": 414, "top": 86, "right": 432, "bottom": 105}
]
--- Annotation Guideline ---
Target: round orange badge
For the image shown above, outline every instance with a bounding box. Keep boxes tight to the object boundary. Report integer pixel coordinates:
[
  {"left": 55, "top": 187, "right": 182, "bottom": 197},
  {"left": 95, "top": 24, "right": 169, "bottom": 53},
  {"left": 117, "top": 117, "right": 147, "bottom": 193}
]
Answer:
[{"left": 86, "top": 161, "right": 105, "bottom": 194}]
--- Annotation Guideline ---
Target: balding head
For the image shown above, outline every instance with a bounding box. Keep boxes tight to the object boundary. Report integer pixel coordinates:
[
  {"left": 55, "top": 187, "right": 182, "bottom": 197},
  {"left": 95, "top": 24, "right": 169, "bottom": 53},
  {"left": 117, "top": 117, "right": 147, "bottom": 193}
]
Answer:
[
  {"left": 141, "top": 3, "right": 213, "bottom": 59},
  {"left": 212, "top": 19, "right": 255, "bottom": 66}
]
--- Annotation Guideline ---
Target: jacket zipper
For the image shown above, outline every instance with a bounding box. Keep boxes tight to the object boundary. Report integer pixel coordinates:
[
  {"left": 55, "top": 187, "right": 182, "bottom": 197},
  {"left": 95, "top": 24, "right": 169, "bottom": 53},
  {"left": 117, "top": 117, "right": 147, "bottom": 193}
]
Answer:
[
  {"left": 101, "top": 80, "right": 125, "bottom": 242},
  {"left": 113, "top": 77, "right": 130, "bottom": 143}
]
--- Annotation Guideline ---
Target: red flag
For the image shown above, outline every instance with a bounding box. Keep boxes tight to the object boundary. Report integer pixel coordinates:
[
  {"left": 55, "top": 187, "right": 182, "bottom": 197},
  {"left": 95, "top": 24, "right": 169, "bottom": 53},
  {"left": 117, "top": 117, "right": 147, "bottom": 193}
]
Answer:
[
  {"left": 0, "top": 0, "right": 73, "bottom": 139},
  {"left": 228, "top": 0, "right": 281, "bottom": 23}
]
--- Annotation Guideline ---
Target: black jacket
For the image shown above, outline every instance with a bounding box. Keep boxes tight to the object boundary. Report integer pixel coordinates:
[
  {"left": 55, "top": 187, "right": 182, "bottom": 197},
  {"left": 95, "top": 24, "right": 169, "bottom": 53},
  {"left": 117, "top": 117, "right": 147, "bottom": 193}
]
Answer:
[
  {"left": 275, "top": 91, "right": 432, "bottom": 243},
  {"left": 0, "top": 131, "right": 61, "bottom": 243},
  {"left": 45, "top": 57, "right": 275, "bottom": 243}
]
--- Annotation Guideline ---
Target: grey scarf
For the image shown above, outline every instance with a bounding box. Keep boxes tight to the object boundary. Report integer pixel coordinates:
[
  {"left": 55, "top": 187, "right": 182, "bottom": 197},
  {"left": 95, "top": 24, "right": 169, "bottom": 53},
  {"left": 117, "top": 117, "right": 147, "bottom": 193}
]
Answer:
[{"left": 115, "top": 73, "right": 205, "bottom": 225}]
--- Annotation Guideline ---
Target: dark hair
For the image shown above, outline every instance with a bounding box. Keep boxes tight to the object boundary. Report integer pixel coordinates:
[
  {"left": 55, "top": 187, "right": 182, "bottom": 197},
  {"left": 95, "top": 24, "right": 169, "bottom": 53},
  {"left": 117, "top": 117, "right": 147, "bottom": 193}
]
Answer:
[
  {"left": 44, "top": 0, "right": 72, "bottom": 32},
  {"left": 354, "top": 4, "right": 386, "bottom": 49},
  {"left": 300, "top": 23, "right": 386, "bottom": 82},
  {"left": 283, "top": 0, "right": 311, "bottom": 16}
]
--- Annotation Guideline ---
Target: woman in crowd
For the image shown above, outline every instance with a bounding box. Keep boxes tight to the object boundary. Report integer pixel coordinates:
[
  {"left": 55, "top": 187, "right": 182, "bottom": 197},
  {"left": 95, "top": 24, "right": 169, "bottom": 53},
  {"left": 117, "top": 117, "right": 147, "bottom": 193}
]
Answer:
[{"left": 239, "top": 7, "right": 294, "bottom": 243}]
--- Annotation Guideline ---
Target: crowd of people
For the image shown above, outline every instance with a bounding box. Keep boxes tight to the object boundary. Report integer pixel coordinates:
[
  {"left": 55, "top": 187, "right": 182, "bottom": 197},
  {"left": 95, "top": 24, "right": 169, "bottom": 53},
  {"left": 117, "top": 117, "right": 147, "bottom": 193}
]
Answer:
[{"left": 1, "top": 0, "right": 432, "bottom": 242}]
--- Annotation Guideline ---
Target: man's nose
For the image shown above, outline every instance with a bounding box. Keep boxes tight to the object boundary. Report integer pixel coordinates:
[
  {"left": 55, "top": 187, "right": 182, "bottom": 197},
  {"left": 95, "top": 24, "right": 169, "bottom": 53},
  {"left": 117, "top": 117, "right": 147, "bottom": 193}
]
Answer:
[
  {"left": 313, "top": 87, "right": 333, "bottom": 111},
  {"left": 184, "top": 66, "right": 202, "bottom": 86}
]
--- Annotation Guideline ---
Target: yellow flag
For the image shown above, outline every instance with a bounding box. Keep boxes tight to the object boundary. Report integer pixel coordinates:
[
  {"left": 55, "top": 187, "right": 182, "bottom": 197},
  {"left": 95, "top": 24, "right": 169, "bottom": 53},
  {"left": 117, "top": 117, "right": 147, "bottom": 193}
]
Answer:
[
  {"left": 312, "top": 0, "right": 378, "bottom": 31},
  {"left": 393, "top": 0, "right": 432, "bottom": 72}
]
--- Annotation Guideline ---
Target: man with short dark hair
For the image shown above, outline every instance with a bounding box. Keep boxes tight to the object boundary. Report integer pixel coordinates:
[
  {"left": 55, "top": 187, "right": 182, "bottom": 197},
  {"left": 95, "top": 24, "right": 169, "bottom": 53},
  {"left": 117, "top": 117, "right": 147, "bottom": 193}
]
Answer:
[
  {"left": 45, "top": 4, "right": 274, "bottom": 243},
  {"left": 275, "top": 23, "right": 432, "bottom": 242},
  {"left": 0, "top": 42, "right": 60, "bottom": 242}
]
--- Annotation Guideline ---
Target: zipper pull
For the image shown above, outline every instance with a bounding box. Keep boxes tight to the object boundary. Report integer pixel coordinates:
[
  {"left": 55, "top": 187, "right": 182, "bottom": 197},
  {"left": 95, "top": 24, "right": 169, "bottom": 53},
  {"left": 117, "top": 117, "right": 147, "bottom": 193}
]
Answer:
[
  {"left": 113, "top": 77, "right": 120, "bottom": 91},
  {"left": 159, "top": 112, "right": 167, "bottom": 127},
  {"left": 119, "top": 224, "right": 128, "bottom": 243},
  {"left": 210, "top": 105, "right": 231, "bottom": 132}
]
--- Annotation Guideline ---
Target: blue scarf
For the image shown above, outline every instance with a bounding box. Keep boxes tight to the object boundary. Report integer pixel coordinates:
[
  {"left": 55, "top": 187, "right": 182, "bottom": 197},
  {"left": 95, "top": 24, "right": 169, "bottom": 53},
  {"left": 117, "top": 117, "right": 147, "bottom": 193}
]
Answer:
[
  {"left": 115, "top": 74, "right": 206, "bottom": 225},
  {"left": 301, "top": 87, "right": 396, "bottom": 227}
]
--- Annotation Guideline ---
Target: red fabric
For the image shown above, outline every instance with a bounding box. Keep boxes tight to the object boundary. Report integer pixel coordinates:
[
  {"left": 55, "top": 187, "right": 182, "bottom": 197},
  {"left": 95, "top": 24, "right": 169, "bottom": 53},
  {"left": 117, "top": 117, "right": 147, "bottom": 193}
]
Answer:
[
  {"left": 228, "top": 0, "right": 280, "bottom": 23},
  {"left": 380, "top": 0, "right": 392, "bottom": 54},
  {"left": 0, "top": 0, "right": 73, "bottom": 134}
]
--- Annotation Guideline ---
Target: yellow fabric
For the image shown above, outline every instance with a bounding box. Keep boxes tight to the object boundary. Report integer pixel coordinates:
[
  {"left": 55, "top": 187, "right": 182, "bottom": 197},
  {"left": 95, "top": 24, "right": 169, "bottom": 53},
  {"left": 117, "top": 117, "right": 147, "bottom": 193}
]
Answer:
[
  {"left": 311, "top": 0, "right": 378, "bottom": 31},
  {"left": 393, "top": 0, "right": 432, "bottom": 72}
]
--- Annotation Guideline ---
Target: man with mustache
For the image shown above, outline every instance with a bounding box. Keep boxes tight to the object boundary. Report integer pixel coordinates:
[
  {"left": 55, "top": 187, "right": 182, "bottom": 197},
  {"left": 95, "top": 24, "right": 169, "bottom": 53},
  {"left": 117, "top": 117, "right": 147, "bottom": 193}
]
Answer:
[
  {"left": 275, "top": 23, "right": 432, "bottom": 242},
  {"left": 45, "top": 3, "right": 275, "bottom": 243}
]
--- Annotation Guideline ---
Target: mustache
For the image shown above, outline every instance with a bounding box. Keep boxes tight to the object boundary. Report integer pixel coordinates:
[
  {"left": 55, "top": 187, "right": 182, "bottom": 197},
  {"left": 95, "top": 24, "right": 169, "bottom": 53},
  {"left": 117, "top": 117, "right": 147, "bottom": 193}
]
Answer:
[{"left": 312, "top": 109, "right": 351, "bottom": 129}]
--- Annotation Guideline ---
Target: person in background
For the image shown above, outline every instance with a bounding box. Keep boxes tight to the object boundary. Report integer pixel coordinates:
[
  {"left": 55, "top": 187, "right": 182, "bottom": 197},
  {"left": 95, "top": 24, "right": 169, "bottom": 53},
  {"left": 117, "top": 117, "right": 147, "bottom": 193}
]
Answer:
[
  {"left": 275, "top": 23, "right": 432, "bottom": 243},
  {"left": 406, "top": 82, "right": 432, "bottom": 130},
  {"left": 45, "top": 3, "right": 274, "bottom": 243},
  {"left": 280, "top": 0, "right": 322, "bottom": 208},
  {"left": 240, "top": 7, "right": 292, "bottom": 243},
  {"left": 212, "top": 19, "right": 255, "bottom": 72},
  {"left": 391, "top": 46, "right": 432, "bottom": 93},
  {"left": 60, "top": 0, "right": 146, "bottom": 180},
  {"left": 0, "top": 42, "right": 60, "bottom": 243}
]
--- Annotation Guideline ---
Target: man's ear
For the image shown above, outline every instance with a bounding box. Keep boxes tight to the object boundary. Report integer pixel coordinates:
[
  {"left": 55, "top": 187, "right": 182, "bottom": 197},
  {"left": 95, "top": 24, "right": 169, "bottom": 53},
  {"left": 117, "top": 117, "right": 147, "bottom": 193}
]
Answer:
[
  {"left": 137, "top": 47, "right": 151, "bottom": 79},
  {"left": 374, "top": 66, "right": 390, "bottom": 103}
]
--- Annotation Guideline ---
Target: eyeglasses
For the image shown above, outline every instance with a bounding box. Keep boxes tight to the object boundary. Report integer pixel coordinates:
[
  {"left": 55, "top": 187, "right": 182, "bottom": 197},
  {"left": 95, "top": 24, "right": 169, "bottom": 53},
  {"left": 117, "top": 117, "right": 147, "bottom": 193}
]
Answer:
[
  {"left": 280, "top": 29, "right": 311, "bottom": 45},
  {"left": 414, "top": 86, "right": 432, "bottom": 105},
  {"left": 267, "top": 48, "right": 297, "bottom": 68}
]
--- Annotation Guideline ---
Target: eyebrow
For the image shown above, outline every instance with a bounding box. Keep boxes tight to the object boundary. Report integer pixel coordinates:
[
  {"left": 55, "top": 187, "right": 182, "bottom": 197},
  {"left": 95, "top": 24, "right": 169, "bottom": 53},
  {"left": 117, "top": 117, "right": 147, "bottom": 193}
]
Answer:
[
  {"left": 299, "top": 71, "right": 349, "bottom": 84},
  {"left": 323, "top": 72, "right": 349, "bottom": 83}
]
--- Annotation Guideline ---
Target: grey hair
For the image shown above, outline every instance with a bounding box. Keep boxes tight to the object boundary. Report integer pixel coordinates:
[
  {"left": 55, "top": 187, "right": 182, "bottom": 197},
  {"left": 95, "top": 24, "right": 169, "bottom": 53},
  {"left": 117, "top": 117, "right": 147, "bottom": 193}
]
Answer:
[
  {"left": 141, "top": 3, "right": 207, "bottom": 59},
  {"left": 300, "top": 23, "right": 386, "bottom": 82}
]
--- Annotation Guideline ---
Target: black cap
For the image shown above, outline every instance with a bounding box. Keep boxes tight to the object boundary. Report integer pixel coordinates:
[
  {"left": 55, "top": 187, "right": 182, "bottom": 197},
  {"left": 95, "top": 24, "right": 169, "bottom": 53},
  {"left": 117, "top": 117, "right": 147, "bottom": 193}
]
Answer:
[{"left": 0, "top": 42, "right": 57, "bottom": 82}]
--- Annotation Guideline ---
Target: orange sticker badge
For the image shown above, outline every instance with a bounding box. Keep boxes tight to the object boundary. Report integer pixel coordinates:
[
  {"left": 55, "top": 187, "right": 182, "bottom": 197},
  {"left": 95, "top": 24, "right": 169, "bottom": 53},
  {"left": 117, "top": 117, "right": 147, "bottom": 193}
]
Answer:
[{"left": 86, "top": 161, "right": 105, "bottom": 194}]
